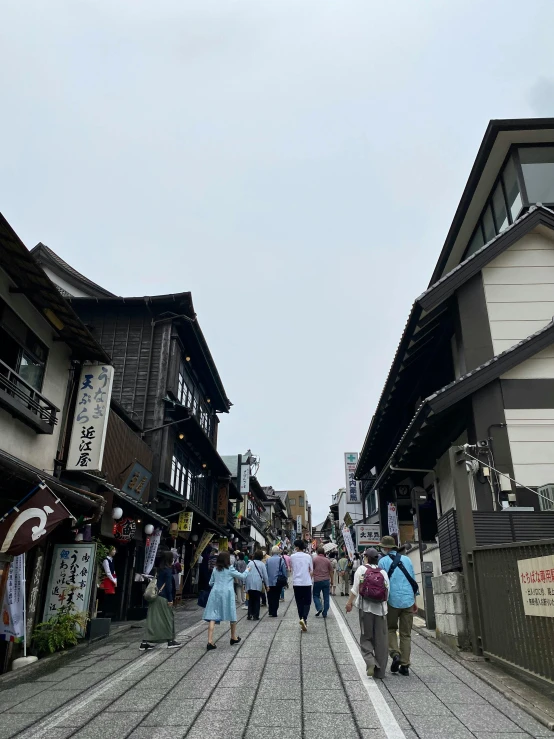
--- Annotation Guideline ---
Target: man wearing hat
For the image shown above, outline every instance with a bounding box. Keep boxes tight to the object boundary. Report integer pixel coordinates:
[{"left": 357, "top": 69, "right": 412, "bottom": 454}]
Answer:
[{"left": 378, "top": 536, "right": 418, "bottom": 676}]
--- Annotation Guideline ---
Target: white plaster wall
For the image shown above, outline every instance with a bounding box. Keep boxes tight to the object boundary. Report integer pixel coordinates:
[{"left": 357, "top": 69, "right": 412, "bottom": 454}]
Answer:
[
  {"left": 0, "top": 268, "right": 71, "bottom": 471},
  {"left": 505, "top": 408, "right": 554, "bottom": 487},
  {"left": 483, "top": 230, "right": 554, "bottom": 356}
]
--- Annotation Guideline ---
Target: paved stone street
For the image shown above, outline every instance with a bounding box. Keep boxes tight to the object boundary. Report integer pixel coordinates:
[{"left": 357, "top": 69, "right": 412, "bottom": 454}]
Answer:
[{"left": 0, "top": 595, "right": 551, "bottom": 739}]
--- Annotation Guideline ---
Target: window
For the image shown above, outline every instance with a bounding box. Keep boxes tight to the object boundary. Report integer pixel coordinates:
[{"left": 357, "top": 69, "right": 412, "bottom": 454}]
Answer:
[
  {"left": 170, "top": 444, "right": 212, "bottom": 513},
  {"left": 503, "top": 156, "right": 523, "bottom": 221},
  {"left": 492, "top": 181, "right": 509, "bottom": 233},
  {"left": 519, "top": 146, "right": 554, "bottom": 204},
  {"left": 482, "top": 204, "right": 495, "bottom": 243},
  {"left": 298, "top": 496, "right": 304, "bottom": 507},
  {"left": 0, "top": 299, "right": 48, "bottom": 391},
  {"left": 177, "top": 357, "right": 213, "bottom": 437},
  {"left": 465, "top": 225, "right": 485, "bottom": 259},
  {"left": 288, "top": 498, "right": 296, "bottom": 506}
]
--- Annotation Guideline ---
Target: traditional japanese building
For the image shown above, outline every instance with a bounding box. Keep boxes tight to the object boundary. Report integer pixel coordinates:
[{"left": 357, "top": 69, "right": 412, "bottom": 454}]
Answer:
[{"left": 32, "top": 244, "right": 235, "bottom": 597}]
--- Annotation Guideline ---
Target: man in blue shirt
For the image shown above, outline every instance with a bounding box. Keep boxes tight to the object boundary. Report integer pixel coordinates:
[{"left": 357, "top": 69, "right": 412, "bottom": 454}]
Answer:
[
  {"left": 266, "top": 547, "right": 287, "bottom": 617},
  {"left": 378, "top": 536, "right": 418, "bottom": 676}
]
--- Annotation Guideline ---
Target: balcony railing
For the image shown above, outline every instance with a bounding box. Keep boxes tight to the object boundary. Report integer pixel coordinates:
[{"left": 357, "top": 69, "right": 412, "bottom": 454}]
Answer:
[{"left": 0, "top": 359, "right": 59, "bottom": 434}]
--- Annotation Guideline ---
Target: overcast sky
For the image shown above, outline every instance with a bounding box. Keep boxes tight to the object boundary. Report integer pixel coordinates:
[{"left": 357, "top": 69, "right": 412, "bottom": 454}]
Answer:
[{"left": 2, "top": 0, "right": 553, "bottom": 524}]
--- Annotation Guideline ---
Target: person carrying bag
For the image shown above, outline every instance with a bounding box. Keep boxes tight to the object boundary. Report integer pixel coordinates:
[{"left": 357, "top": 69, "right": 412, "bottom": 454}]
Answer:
[{"left": 140, "top": 551, "right": 182, "bottom": 651}]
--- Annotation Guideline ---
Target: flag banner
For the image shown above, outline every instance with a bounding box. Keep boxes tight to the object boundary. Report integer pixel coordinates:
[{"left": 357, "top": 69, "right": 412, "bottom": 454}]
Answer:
[
  {"left": 190, "top": 531, "right": 214, "bottom": 569},
  {"left": 342, "top": 525, "right": 356, "bottom": 561},
  {"left": 0, "top": 555, "right": 24, "bottom": 642},
  {"left": 0, "top": 485, "right": 73, "bottom": 556},
  {"left": 144, "top": 528, "right": 162, "bottom": 574}
]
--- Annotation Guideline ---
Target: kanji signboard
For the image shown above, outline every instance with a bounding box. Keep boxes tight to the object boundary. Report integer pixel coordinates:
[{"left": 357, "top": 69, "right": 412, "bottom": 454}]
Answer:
[
  {"left": 67, "top": 365, "right": 114, "bottom": 472},
  {"left": 43, "top": 543, "right": 96, "bottom": 626},
  {"left": 518, "top": 554, "right": 554, "bottom": 618},
  {"left": 178, "top": 512, "right": 193, "bottom": 532},
  {"left": 355, "top": 523, "right": 381, "bottom": 548},
  {"left": 344, "top": 453, "right": 360, "bottom": 504},
  {"left": 216, "top": 483, "right": 228, "bottom": 526}
]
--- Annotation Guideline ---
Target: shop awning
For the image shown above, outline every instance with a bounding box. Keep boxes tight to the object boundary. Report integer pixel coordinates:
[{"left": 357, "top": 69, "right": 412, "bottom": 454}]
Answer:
[
  {"left": 0, "top": 450, "right": 102, "bottom": 514},
  {"left": 249, "top": 526, "right": 266, "bottom": 547}
]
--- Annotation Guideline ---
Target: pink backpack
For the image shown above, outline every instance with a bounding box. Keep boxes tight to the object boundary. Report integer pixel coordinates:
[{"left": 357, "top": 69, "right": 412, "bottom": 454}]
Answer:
[{"left": 358, "top": 566, "right": 387, "bottom": 602}]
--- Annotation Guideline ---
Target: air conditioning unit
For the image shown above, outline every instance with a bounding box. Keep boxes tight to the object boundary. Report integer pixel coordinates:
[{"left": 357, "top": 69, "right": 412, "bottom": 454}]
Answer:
[{"left": 537, "top": 484, "right": 554, "bottom": 512}]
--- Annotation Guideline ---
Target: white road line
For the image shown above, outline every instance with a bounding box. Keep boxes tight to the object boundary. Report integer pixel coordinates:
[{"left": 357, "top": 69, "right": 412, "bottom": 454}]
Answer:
[
  {"left": 329, "top": 598, "right": 406, "bottom": 739},
  {"left": 21, "top": 620, "right": 206, "bottom": 739}
]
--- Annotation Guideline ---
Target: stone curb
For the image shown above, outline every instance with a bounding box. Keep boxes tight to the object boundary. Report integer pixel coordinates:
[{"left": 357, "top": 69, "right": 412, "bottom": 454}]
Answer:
[{"left": 412, "top": 622, "right": 554, "bottom": 732}]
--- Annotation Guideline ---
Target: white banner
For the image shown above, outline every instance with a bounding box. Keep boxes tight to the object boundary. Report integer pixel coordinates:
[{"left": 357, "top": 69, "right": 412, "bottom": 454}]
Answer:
[
  {"left": 296, "top": 515, "right": 303, "bottom": 536},
  {"left": 342, "top": 526, "right": 356, "bottom": 561},
  {"left": 387, "top": 503, "right": 399, "bottom": 535},
  {"left": 144, "top": 528, "right": 162, "bottom": 575},
  {"left": 240, "top": 463, "right": 250, "bottom": 494},
  {"left": 0, "top": 554, "right": 24, "bottom": 642},
  {"left": 344, "top": 453, "right": 360, "bottom": 504},
  {"left": 67, "top": 365, "right": 114, "bottom": 471},
  {"left": 43, "top": 543, "right": 96, "bottom": 625}
]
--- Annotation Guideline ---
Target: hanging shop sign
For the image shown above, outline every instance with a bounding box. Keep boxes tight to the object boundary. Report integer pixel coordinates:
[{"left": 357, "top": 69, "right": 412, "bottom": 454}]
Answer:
[
  {"left": 144, "top": 528, "right": 162, "bottom": 574},
  {"left": 240, "top": 463, "right": 250, "bottom": 494},
  {"left": 218, "top": 537, "right": 228, "bottom": 552},
  {"left": 216, "top": 483, "right": 229, "bottom": 526},
  {"left": 178, "top": 511, "right": 193, "bottom": 532},
  {"left": 355, "top": 523, "right": 381, "bottom": 548},
  {"left": 43, "top": 543, "right": 96, "bottom": 626},
  {"left": 0, "top": 485, "right": 74, "bottom": 556},
  {"left": 190, "top": 531, "right": 214, "bottom": 569},
  {"left": 122, "top": 462, "right": 152, "bottom": 501},
  {"left": 0, "top": 554, "right": 24, "bottom": 642},
  {"left": 113, "top": 517, "right": 137, "bottom": 543},
  {"left": 66, "top": 364, "right": 114, "bottom": 472},
  {"left": 387, "top": 503, "right": 399, "bottom": 536},
  {"left": 342, "top": 525, "right": 356, "bottom": 560},
  {"left": 296, "top": 515, "right": 303, "bottom": 537},
  {"left": 518, "top": 554, "right": 554, "bottom": 618},
  {"left": 344, "top": 453, "right": 361, "bottom": 504}
]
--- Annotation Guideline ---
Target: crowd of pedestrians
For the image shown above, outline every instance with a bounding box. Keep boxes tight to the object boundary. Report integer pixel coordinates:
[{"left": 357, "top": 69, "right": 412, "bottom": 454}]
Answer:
[{"left": 144, "top": 534, "right": 418, "bottom": 681}]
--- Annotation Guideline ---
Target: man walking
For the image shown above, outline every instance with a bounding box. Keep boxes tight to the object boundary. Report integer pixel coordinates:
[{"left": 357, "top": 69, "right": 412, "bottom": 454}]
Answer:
[
  {"left": 266, "top": 546, "right": 287, "bottom": 617},
  {"left": 312, "top": 546, "right": 333, "bottom": 618},
  {"left": 290, "top": 539, "right": 313, "bottom": 631},
  {"left": 378, "top": 536, "right": 418, "bottom": 676},
  {"left": 337, "top": 552, "right": 350, "bottom": 596}
]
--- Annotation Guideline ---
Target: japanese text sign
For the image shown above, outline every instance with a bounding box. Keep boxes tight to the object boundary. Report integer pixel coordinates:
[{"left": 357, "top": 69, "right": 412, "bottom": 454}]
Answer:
[
  {"left": 113, "top": 517, "right": 136, "bottom": 543},
  {"left": 216, "top": 483, "right": 228, "bottom": 526},
  {"left": 387, "top": 503, "right": 399, "bottom": 535},
  {"left": 178, "top": 511, "right": 193, "bottom": 532},
  {"left": 344, "top": 453, "right": 360, "bottom": 503},
  {"left": 122, "top": 462, "right": 152, "bottom": 501},
  {"left": 0, "top": 555, "right": 24, "bottom": 642},
  {"left": 144, "top": 529, "right": 161, "bottom": 574},
  {"left": 239, "top": 463, "right": 250, "bottom": 494},
  {"left": 518, "top": 554, "right": 554, "bottom": 618},
  {"left": 296, "top": 515, "right": 303, "bottom": 536},
  {"left": 43, "top": 543, "right": 96, "bottom": 624},
  {"left": 67, "top": 365, "right": 114, "bottom": 472},
  {"left": 342, "top": 525, "right": 356, "bottom": 561},
  {"left": 355, "top": 523, "right": 381, "bottom": 548}
]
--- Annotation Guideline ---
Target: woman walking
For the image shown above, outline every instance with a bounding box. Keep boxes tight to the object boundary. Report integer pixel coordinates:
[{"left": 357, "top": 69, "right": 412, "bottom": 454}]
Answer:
[
  {"left": 203, "top": 550, "right": 249, "bottom": 650},
  {"left": 140, "top": 551, "right": 181, "bottom": 650},
  {"left": 330, "top": 553, "right": 337, "bottom": 596},
  {"left": 290, "top": 539, "right": 313, "bottom": 631},
  {"left": 345, "top": 548, "right": 390, "bottom": 678},
  {"left": 245, "top": 550, "right": 268, "bottom": 620}
]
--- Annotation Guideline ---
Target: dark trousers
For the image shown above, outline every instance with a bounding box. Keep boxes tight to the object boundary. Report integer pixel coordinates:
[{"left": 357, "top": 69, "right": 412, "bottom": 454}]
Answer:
[
  {"left": 267, "top": 586, "right": 281, "bottom": 616},
  {"left": 293, "top": 585, "right": 312, "bottom": 621},
  {"left": 261, "top": 589, "right": 267, "bottom": 606},
  {"left": 247, "top": 590, "right": 261, "bottom": 619}
]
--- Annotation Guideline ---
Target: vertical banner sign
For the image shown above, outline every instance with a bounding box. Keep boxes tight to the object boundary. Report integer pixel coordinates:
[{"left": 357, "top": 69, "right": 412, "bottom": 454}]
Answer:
[
  {"left": 43, "top": 543, "right": 96, "bottom": 624},
  {"left": 517, "top": 554, "right": 554, "bottom": 617},
  {"left": 239, "top": 464, "right": 250, "bottom": 494},
  {"left": 190, "top": 531, "right": 214, "bottom": 569},
  {"left": 296, "top": 515, "right": 303, "bottom": 537},
  {"left": 344, "top": 453, "right": 361, "bottom": 503},
  {"left": 144, "top": 529, "right": 162, "bottom": 574},
  {"left": 177, "top": 512, "right": 193, "bottom": 532},
  {"left": 0, "top": 554, "right": 24, "bottom": 642},
  {"left": 218, "top": 537, "right": 228, "bottom": 553},
  {"left": 67, "top": 365, "right": 114, "bottom": 471},
  {"left": 216, "top": 483, "right": 229, "bottom": 526},
  {"left": 342, "top": 526, "right": 356, "bottom": 561},
  {"left": 387, "top": 503, "right": 399, "bottom": 542}
]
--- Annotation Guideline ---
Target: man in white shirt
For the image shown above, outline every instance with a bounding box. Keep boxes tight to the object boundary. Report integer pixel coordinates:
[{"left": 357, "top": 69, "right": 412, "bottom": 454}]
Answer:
[
  {"left": 290, "top": 539, "right": 313, "bottom": 631},
  {"left": 345, "top": 548, "right": 390, "bottom": 678}
]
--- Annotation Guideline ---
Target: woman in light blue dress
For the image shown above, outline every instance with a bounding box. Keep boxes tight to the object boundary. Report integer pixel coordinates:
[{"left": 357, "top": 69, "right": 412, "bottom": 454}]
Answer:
[{"left": 203, "top": 550, "right": 249, "bottom": 650}]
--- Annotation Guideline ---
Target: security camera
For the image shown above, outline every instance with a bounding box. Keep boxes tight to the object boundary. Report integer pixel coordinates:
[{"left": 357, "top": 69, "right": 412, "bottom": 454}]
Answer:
[{"left": 476, "top": 440, "right": 490, "bottom": 449}]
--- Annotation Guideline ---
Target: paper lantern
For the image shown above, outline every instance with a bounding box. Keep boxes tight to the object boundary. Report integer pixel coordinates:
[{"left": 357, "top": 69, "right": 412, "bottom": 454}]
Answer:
[
  {"left": 144, "top": 524, "right": 154, "bottom": 535},
  {"left": 111, "top": 507, "right": 123, "bottom": 520}
]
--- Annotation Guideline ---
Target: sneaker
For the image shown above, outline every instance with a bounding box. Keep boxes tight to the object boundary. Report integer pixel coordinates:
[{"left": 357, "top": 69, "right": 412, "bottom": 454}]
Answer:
[
  {"left": 399, "top": 665, "right": 410, "bottom": 677},
  {"left": 315, "top": 610, "right": 322, "bottom": 618},
  {"left": 299, "top": 618, "right": 307, "bottom": 632},
  {"left": 241, "top": 605, "right": 248, "bottom": 610},
  {"left": 167, "top": 640, "right": 182, "bottom": 649},
  {"left": 139, "top": 641, "right": 155, "bottom": 651},
  {"left": 366, "top": 666, "right": 374, "bottom": 677},
  {"left": 390, "top": 654, "right": 401, "bottom": 674}
]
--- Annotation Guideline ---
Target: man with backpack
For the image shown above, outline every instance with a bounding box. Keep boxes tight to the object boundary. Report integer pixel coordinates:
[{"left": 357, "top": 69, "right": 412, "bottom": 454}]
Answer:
[
  {"left": 345, "top": 548, "right": 389, "bottom": 678},
  {"left": 378, "top": 535, "right": 419, "bottom": 676}
]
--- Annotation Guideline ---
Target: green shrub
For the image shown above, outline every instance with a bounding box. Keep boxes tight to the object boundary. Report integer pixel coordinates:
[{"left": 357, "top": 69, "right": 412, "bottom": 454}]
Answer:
[{"left": 32, "top": 602, "right": 88, "bottom": 655}]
